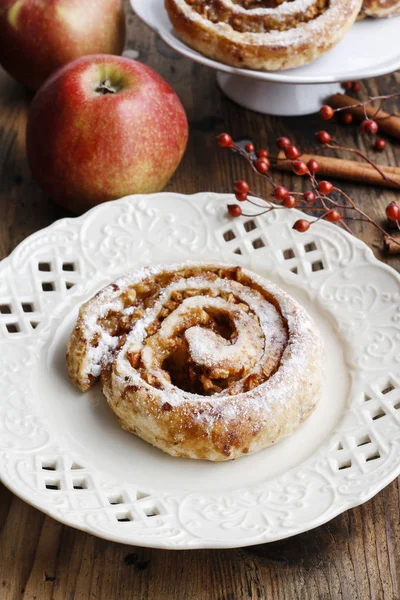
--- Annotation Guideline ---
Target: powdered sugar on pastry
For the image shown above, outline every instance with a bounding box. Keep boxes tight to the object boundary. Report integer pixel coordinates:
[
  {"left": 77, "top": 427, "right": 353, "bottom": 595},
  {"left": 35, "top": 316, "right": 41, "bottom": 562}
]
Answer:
[
  {"left": 67, "top": 262, "right": 325, "bottom": 461},
  {"left": 165, "top": 0, "right": 363, "bottom": 70}
]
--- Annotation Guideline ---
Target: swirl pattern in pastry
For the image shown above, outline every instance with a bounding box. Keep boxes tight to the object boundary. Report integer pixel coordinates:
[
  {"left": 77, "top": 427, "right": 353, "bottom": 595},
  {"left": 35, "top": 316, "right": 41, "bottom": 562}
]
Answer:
[
  {"left": 67, "top": 263, "right": 325, "bottom": 461},
  {"left": 164, "top": 0, "right": 363, "bottom": 70}
]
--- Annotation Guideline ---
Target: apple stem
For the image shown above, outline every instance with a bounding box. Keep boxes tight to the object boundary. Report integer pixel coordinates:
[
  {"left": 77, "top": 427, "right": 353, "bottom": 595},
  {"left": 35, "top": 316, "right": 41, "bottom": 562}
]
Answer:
[{"left": 96, "top": 80, "right": 117, "bottom": 95}]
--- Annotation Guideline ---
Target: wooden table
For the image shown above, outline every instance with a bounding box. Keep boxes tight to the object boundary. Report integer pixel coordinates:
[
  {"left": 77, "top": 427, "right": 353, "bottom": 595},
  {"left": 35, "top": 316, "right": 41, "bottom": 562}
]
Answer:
[{"left": 1, "top": 5, "right": 399, "bottom": 599}]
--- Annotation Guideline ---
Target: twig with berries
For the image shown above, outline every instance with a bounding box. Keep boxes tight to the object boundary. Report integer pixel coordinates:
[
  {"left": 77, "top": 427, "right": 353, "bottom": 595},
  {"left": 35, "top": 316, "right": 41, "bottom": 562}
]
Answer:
[
  {"left": 216, "top": 132, "right": 400, "bottom": 249},
  {"left": 321, "top": 90, "right": 400, "bottom": 143},
  {"left": 321, "top": 92, "right": 400, "bottom": 121},
  {"left": 312, "top": 129, "right": 400, "bottom": 189}
]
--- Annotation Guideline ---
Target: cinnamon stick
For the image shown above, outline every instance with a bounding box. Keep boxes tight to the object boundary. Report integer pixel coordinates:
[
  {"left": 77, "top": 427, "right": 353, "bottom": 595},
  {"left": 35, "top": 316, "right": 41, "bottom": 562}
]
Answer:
[
  {"left": 328, "top": 93, "right": 400, "bottom": 141},
  {"left": 275, "top": 152, "right": 400, "bottom": 189},
  {"left": 383, "top": 235, "right": 400, "bottom": 255}
]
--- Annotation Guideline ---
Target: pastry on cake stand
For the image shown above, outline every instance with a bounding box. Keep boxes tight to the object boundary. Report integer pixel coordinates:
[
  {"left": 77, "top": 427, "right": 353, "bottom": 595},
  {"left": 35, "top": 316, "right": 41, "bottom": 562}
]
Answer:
[{"left": 131, "top": 0, "right": 400, "bottom": 116}]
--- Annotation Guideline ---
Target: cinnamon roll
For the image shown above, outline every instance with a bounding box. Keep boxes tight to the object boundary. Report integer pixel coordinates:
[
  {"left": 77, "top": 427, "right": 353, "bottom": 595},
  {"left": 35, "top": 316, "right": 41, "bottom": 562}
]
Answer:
[
  {"left": 164, "top": 0, "right": 363, "bottom": 71},
  {"left": 67, "top": 263, "right": 325, "bottom": 461}
]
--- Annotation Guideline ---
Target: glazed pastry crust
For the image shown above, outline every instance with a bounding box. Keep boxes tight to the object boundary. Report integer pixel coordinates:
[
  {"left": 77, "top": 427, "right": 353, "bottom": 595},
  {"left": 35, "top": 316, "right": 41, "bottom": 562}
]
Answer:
[
  {"left": 68, "top": 263, "right": 325, "bottom": 461},
  {"left": 164, "top": 0, "right": 363, "bottom": 71}
]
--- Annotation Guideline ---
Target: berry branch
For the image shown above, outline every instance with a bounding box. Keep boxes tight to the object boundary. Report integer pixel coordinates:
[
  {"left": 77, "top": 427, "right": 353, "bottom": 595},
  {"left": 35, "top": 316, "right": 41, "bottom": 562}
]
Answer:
[
  {"left": 217, "top": 131, "right": 400, "bottom": 249},
  {"left": 319, "top": 137, "right": 400, "bottom": 188},
  {"left": 322, "top": 89, "right": 400, "bottom": 124},
  {"left": 319, "top": 93, "right": 400, "bottom": 154}
]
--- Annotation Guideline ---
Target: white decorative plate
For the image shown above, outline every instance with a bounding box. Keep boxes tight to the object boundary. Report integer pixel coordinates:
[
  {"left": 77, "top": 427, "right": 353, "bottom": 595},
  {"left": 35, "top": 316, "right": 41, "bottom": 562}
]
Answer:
[{"left": 1, "top": 193, "right": 399, "bottom": 549}]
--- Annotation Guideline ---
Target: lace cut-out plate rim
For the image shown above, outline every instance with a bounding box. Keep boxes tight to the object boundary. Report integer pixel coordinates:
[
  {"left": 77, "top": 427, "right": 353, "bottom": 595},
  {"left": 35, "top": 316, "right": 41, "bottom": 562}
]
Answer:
[
  {"left": 0, "top": 192, "right": 399, "bottom": 549},
  {"left": 131, "top": 0, "right": 400, "bottom": 84}
]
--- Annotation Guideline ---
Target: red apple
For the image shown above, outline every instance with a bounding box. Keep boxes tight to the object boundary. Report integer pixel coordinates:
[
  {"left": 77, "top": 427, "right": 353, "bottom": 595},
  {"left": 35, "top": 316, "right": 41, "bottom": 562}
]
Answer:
[
  {"left": 0, "top": 0, "right": 125, "bottom": 90},
  {"left": 26, "top": 55, "right": 188, "bottom": 212}
]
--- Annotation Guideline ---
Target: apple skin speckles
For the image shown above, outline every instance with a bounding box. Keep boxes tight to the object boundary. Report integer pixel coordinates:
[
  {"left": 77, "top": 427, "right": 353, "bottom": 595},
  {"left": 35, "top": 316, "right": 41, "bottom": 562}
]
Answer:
[
  {"left": 26, "top": 55, "right": 188, "bottom": 213},
  {"left": 0, "top": 0, "right": 126, "bottom": 90}
]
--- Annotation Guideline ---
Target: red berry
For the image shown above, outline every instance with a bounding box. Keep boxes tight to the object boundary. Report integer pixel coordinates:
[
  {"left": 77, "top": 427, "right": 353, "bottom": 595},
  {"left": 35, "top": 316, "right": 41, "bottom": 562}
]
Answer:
[
  {"left": 256, "top": 149, "right": 269, "bottom": 158},
  {"left": 342, "top": 81, "right": 353, "bottom": 91},
  {"left": 315, "top": 130, "right": 332, "bottom": 144},
  {"left": 320, "top": 105, "right": 334, "bottom": 120},
  {"left": 303, "top": 191, "right": 316, "bottom": 203},
  {"left": 227, "top": 204, "right": 242, "bottom": 217},
  {"left": 307, "top": 159, "right": 320, "bottom": 173},
  {"left": 283, "top": 195, "right": 297, "bottom": 208},
  {"left": 218, "top": 133, "right": 233, "bottom": 148},
  {"left": 274, "top": 186, "right": 289, "bottom": 200},
  {"left": 292, "top": 160, "right": 308, "bottom": 176},
  {"left": 369, "top": 121, "right": 379, "bottom": 134},
  {"left": 386, "top": 202, "right": 400, "bottom": 222},
  {"left": 293, "top": 219, "right": 310, "bottom": 233},
  {"left": 352, "top": 81, "right": 361, "bottom": 93},
  {"left": 234, "top": 180, "right": 249, "bottom": 194},
  {"left": 319, "top": 180, "right": 333, "bottom": 195},
  {"left": 235, "top": 192, "right": 247, "bottom": 202},
  {"left": 284, "top": 145, "right": 301, "bottom": 160},
  {"left": 245, "top": 143, "right": 255, "bottom": 153},
  {"left": 276, "top": 136, "right": 291, "bottom": 149},
  {"left": 360, "top": 119, "right": 378, "bottom": 135},
  {"left": 255, "top": 158, "right": 270, "bottom": 173},
  {"left": 341, "top": 112, "right": 353, "bottom": 125},
  {"left": 374, "top": 138, "right": 386, "bottom": 151},
  {"left": 325, "top": 209, "right": 341, "bottom": 222}
]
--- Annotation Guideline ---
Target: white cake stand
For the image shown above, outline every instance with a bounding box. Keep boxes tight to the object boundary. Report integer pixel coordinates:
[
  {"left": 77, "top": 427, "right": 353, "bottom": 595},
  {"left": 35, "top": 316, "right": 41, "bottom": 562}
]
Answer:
[{"left": 130, "top": 0, "right": 400, "bottom": 116}]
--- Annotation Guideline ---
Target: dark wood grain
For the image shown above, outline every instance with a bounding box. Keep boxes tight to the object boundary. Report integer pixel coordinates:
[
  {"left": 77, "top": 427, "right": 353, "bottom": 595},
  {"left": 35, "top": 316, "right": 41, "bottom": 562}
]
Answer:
[{"left": 0, "top": 4, "right": 399, "bottom": 599}]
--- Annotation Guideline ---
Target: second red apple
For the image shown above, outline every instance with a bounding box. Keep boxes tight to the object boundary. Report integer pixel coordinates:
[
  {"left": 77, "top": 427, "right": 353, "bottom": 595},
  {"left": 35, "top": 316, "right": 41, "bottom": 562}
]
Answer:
[{"left": 0, "top": 0, "right": 125, "bottom": 89}]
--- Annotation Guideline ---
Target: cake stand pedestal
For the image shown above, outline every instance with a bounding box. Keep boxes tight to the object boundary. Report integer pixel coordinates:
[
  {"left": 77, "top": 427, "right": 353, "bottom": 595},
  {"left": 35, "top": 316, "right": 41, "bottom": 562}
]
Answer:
[
  {"left": 216, "top": 74, "right": 342, "bottom": 117},
  {"left": 131, "top": 0, "right": 400, "bottom": 117}
]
